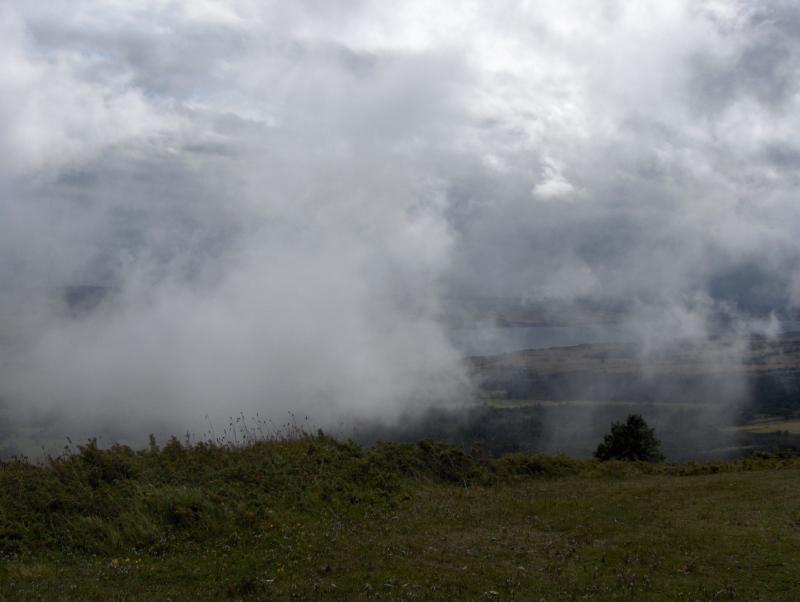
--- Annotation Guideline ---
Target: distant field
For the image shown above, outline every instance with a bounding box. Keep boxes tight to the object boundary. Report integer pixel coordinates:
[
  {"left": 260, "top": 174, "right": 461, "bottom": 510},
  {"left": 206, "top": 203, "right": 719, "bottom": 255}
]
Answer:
[
  {"left": 738, "top": 419, "right": 800, "bottom": 434},
  {"left": 483, "top": 399, "right": 721, "bottom": 410},
  {"left": 472, "top": 335, "right": 800, "bottom": 375}
]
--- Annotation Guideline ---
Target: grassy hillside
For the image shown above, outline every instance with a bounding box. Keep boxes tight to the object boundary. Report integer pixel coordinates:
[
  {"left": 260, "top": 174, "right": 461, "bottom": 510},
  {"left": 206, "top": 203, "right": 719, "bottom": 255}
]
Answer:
[{"left": 2, "top": 434, "right": 800, "bottom": 600}]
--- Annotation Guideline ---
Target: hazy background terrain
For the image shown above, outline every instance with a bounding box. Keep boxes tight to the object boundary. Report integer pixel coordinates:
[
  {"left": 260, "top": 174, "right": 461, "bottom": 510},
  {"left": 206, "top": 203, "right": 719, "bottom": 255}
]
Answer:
[{"left": 2, "top": 1, "right": 800, "bottom": 456}]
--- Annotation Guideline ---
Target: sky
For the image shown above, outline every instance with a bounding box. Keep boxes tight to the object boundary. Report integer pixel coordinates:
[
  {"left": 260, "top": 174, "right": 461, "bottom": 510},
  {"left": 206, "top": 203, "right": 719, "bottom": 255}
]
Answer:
[{"left": 1, "top": 1, "right": 799, "bottom": 446}]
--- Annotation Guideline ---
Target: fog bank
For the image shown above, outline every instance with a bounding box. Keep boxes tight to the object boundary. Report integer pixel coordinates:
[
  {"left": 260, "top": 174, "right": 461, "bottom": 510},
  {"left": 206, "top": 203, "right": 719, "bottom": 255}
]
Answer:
[{"left": 2, "top": 2, "right": 800, "bottom": 449}]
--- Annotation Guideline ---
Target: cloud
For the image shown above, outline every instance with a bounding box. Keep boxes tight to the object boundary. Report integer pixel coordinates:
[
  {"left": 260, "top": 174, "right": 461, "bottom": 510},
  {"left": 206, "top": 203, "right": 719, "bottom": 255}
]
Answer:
[{"left": 1, "top": 1, "right": 800, "bottom": 448}]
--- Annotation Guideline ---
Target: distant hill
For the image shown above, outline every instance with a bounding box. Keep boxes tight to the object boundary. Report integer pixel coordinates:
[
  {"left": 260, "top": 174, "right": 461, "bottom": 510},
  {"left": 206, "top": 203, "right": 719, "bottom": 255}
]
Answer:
[{"left": 470, "top": 334, "right": 800, "bottom": 418}]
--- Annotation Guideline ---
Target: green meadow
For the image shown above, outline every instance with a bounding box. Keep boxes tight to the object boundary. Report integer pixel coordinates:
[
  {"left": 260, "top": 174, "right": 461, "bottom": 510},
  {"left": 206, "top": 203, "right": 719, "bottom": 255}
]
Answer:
[{"left": 2, "top": 434, "right": 799, "bottom": 600}]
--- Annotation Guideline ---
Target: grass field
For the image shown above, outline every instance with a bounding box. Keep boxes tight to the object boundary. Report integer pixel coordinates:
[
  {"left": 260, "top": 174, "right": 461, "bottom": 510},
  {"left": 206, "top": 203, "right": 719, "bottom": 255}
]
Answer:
[{"left": 2, "top": 434, "right": 800, "bottom": 600}]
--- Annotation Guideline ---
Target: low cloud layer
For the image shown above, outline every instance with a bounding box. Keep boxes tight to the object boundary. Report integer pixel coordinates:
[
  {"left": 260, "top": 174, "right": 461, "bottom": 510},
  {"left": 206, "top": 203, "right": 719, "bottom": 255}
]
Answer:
[{"left": 1, "top": 1, "right": 800, "bottom": 448}]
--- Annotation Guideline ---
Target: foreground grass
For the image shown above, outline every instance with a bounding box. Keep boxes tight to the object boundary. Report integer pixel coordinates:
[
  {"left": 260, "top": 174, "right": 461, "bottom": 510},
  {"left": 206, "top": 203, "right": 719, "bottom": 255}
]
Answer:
[{"left": 1, "top": 435, "right": 800, "bottom": 600}]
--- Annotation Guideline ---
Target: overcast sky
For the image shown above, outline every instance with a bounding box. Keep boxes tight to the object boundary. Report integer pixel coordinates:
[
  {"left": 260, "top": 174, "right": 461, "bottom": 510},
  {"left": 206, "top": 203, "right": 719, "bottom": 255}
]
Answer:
[{"left": 1, "top": 1, "right": 799, "bottom": 444}]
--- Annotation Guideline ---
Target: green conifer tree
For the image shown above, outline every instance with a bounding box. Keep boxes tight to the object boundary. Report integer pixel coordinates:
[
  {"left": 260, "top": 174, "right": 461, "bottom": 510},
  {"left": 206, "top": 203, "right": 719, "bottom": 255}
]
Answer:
[{"left": 594, "top": 414, "right": 664, "bottom": 462}]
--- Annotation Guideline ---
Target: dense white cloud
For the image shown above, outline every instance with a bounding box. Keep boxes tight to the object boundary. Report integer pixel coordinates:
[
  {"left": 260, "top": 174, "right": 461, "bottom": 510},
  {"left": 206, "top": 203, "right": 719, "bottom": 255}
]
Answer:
[{"left": 1, "top": 1, "right": 799, "bottom": 446}]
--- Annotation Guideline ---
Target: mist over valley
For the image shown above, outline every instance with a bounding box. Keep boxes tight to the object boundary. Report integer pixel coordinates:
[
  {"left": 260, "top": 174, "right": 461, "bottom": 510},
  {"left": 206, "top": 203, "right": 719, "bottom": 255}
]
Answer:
[{"left": 6, "top": 3, "right": 800, "bottom": 597}]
